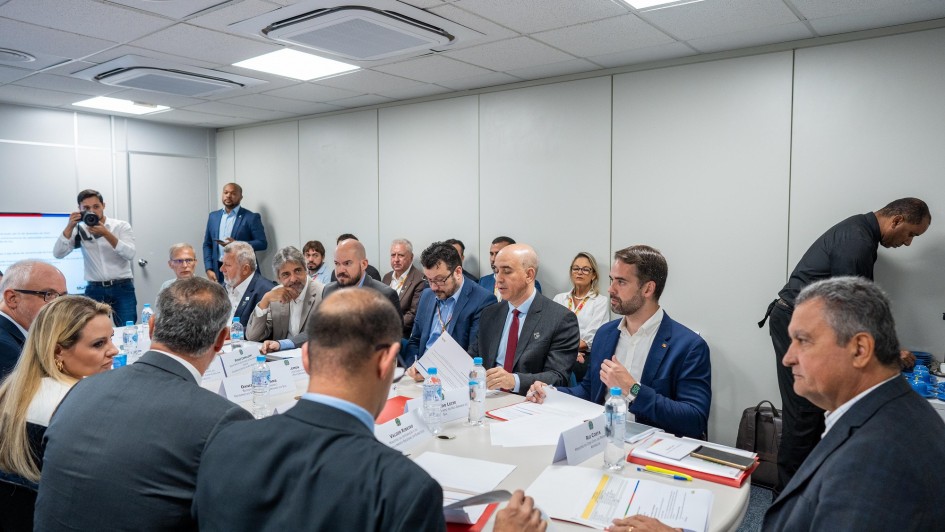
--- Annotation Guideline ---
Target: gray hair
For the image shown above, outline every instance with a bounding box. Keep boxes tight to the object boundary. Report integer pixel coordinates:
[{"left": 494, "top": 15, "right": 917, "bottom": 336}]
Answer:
[
  {"left": 796, "top": 276, "right": 900, "bottom": 366},
  {"left": 391, "top": 239, "right": 413, "bottom": 254},
  {"left": 167, "top": 243, "right": 195, "bottom": 260},
  {"left": 272, "top": 246, "right": 304, "bottom": 277},
  {"left": 152, "top": 277, "right": 231, "bottom": 357},
  {"left": 223, "top": 241, "right": 256, "bottom": 271},
  {"left": 0, "top": 260, "right": 39, "bottom": 293}
]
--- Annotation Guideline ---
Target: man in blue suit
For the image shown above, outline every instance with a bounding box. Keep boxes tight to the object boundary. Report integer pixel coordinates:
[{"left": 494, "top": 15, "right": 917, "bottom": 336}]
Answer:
[
  {"left": 527, "top": 245, "right": 711, "bottom": 439},
  {"left": 203, "top": 183, "right": 268, "bottom": 284},
  {"left": 404, "top": 242, "right": 495, "bottom": 375},
  {"left": 220, "top": 241, "right": 275, "bottom": 327}
]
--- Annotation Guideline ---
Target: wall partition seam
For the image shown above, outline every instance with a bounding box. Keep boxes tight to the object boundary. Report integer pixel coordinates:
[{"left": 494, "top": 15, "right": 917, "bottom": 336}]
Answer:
[
  {"left": 72, "top": 112, "right": 81, "bottom": 200},
  {"left": 609, "top": 75, "right": 615, "bottom": 263},
  {"left": 785, "top": 50, "right": 796, "bottom": 282}
]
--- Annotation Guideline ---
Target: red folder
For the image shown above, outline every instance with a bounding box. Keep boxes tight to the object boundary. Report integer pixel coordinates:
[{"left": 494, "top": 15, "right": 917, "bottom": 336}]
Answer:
[
  {"left": 627, "top": 455, "right": 758, "bottom": 488},
  {"left": 446, "top": 503, "right": 498, "bottom": 532},
  {"left": 375, "top": 395, "right": 410, "bottom": 425}
]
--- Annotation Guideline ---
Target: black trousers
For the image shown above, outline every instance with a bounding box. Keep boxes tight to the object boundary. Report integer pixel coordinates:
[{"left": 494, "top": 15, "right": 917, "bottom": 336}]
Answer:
[{"left": 769, "top": 303, "right": 825, "bottom": 495}]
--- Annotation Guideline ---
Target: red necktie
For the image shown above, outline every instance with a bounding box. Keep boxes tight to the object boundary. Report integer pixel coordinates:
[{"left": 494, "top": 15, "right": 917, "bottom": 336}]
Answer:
[{"left": 503, "top": 309, "right": 520, "bottom": 373}]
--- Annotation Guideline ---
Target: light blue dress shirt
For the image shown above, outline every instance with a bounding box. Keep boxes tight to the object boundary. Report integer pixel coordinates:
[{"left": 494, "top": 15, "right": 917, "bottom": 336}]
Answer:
[
  {"left": 495, "top": 288, "right": 537, "bottom": 393},
  {"left": 300, "top": 392, "right": 374, "bottom": 430},
  {"left": 424, "top": 278, "right": 465, "bottom": 353},
  {"left": 217, "top": 206, "right": 240, "bottom": 258}
]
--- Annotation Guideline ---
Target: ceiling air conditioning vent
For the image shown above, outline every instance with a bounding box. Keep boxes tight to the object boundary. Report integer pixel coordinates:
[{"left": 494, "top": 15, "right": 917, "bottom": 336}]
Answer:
[
  {"left": 95, "top": 67, "right": 243, "bottom": 97},
  {"left": 231, "top": 0, "right": 483, "bottom": 62},
  {"left": 264, "top": 7, "right": 452, "bottom": 61},
  {"left": 72, "top": 55, "right": 266, "bottom": 97}
]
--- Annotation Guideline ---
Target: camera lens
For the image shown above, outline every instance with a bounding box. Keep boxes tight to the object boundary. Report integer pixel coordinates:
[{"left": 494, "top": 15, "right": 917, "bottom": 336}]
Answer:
[{"left": 82, "top": 212, "right": 100, "bottom": 226}]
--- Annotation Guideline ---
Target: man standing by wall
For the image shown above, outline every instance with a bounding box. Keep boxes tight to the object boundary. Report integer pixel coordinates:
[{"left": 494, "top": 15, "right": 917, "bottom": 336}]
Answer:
[
  {"left": 53, "top": 189, "right": 136, "bottom": 325},
  {"left": 759, "top": 197, "right": 931, "bottom": 494},
  {"left": 202, "top": 183, "right": 268, "bottom": 284}
]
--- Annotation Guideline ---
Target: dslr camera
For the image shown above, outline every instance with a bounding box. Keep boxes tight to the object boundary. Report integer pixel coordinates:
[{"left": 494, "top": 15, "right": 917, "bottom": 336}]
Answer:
[{"left": 81, "top": 211, "right": 100, "bottom": 226}]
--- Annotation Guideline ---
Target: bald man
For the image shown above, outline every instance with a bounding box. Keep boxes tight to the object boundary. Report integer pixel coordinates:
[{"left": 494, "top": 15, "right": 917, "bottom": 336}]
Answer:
[
  {"left": 469, "top": 244, "right": 579, "bottom": 394},
  {"left": 0, "top": 260, "right": 67, "bottom": 376}
]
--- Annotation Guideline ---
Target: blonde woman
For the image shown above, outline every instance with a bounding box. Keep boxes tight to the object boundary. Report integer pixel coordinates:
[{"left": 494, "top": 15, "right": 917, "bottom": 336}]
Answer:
[
  {"left": 0, "top": 296, "right": 116, "bottom": 529},
  {"left": 553, "top": 252, "right": 609, "bottom": 384}
]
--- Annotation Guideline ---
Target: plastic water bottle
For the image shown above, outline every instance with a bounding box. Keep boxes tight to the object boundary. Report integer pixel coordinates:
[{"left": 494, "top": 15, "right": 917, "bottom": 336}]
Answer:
[
  {"left": 604, "top": 387, "right": 627, "bottom": 470},
  {"left": 422, "top": 367, "right": 443, "bottom": 434},
  {"left": 138, "top": 304, "right": 154, "bottom": 342},
  {"left": 468, "top": 357, "right": 486, "bottom": 426},
  {"left": 230, "top": 317, "right": 244, "bottom": 348},
  {"left": 122, "top": 321, "right": 138, "bottom": 360},
  {"left": 251, "top": 355, "right": 270, "bottom": 419},
  {"left": 112, "top": 351, "right": 127, "bottom": 369}
]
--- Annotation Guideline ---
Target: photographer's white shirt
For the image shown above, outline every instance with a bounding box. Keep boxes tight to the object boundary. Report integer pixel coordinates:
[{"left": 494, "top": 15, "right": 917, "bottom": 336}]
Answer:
[{"left": 53, "top": 218, "right": 136, "bottom": 282}]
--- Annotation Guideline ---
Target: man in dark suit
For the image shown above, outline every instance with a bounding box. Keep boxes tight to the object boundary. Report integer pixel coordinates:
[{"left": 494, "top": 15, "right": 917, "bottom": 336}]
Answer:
[
  {"left": 329, "top": 233, "right": 382, "bottom": 282},
  {"left": 404, "top": 242, "right": 496, "bottom": 374},
  {"left": 445, "top": 238, "right": 479, "bottom": 283},
  {"left": 527, "top": 246, "right": 711, "bottom": 439},
  {"left": 220, "top": 241, "right": 276, "bottom": 327},
  {"left": 761, "top": 277, "right": 945, "bottom": 529},
  {"left": 479, "top": 236, "right": 542, "bottom": 300},
  {"left": 202, "top": 183, "right": 268, "bottom": 284},
  {"left": 35, "top": 277, "right": 252, "bottom": 531},
  {"left": 247, "top": 246, "right": 324, "bottom": 350},
  {"left": 381, "top": 238, "right": 426, "bottom": 337},
  {"left": 0, "top": 260, "right": 67, "bottom": 376},
  {"left": 469, "top": 244, "right": 578, "bottom": 394}
]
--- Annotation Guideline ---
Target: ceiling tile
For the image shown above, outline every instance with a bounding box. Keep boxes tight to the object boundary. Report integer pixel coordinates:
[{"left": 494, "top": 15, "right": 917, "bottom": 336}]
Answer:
[
  {"left": 315, "top": 69, "right": 426, "bottom": 93},
  {"left": 0, "top": 0, "right": 174, "bottom": 43},
  {"left": 791, "top": 0, "right": 931, "bottom": 20},
  {"left": 444, "top": 37, "right": 575, "bottom": 71},
  {"left": 427, "top": 3, "right": 519, "bottom": 49},
  {"left": 40, "top": 61, "right": 96, "bottom": 76},
  {"left": 640, "top": 0, "right": 799, "bottom": 41},
  {"left": 0, "top": 17, "right": 117, "bottom": 58},
  {"left": 452, "top": 0, "right": 629, "bottom": 33},
  {"left": 105, "top": 0, "right": 233, "bottom": 20},
  {"left": 146, "top": 109, "right": 250, "bottom": 127},
  {"left": 588, "top": 41, "right": 696, "bottom": 68},
  {"left": 0, "top": 65, "right": 31, "bottom": 84},
  {"left": 532, "top": 14, "right": 674, "bottom": 57},
  {"left": 179, "top": 101, "right": 295, "bottom": 120},
  {"left": 130, "top": 24, "right": 281, "bottom": 65},
  {"left": 330, "top": 94, "right": 395, "bottom": 108},
  {"left": 508, "top": 58, "right": 602, "bottom": 80},
  {"left": 219, "top": 93, "right": 343, "bottom": 114},
  {"left": 264, "top": 83, "right": 361, "bottom": 102},
  {"left": 12, "top": 73, "right": 120, "bottom": 96},
  {"left": 688, "top": 21, "right": 815, "bottom": 53},
  {"left": 807, "top": 1, "right": 945, "bottom": 36},
  {"left": 187, "top": 0, "right": 281, "bottom": 33},
  {"left": 435, "top": 71, "right": 520, "bottom": 90},
  {"left": 107, "top": 88, "right": 209, "bottom": 108},
  {"left": 374, "top": 83, "right": 452, "bottom": 100},
  {"left": 374, "top": 54, "right": 493, "bottom": 83},
  {"left": 82, "top": 45, "right": 220, "bottom": 70},
  {"left": 0, "top": 84, "right": 85, "bottom": 107}
]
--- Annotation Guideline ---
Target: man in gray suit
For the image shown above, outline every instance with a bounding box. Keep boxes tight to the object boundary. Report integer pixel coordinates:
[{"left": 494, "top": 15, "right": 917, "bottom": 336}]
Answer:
[
  {"left": 35, "top": 277, "right": 252, "bottom": 531},
  {"left": 470, "top": 244, "right": 579, "bottom": 394},
  {"left": 247, "top": 246, "right": 324, "bottom": 352}
]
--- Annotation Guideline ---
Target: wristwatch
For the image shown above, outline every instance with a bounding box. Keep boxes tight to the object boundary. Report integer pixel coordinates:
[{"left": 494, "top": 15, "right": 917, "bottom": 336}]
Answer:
[{"left": 628, "top": 383, "right": 641, "bottom": 399}]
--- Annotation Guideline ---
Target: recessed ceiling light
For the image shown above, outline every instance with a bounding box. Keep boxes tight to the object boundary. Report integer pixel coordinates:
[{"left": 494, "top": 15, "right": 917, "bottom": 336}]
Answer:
[
  {"left": 73, "top": 96, "right": 170, "bottom": 115},
  {"left": 622, "top": 0, "right": 705, "bottom": 11},
  {"left": 232, "top": 48, "right": 358, "bottom": 81}
]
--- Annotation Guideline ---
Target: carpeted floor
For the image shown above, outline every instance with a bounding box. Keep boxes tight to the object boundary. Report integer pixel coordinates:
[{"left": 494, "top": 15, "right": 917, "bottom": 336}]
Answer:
[{"left": 736, "top": 485, "right": 773, "bottom": 531}]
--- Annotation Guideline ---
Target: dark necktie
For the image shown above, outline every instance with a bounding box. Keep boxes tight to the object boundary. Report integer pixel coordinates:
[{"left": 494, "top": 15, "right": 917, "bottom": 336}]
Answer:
[{"left": 504, "top": 309, "right": 520, "bottom": 373}]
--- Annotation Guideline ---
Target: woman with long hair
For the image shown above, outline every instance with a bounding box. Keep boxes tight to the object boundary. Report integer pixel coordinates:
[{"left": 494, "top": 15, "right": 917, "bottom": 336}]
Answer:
[{"left": 553, "top": 252, "right": 610, "bottom": 384}]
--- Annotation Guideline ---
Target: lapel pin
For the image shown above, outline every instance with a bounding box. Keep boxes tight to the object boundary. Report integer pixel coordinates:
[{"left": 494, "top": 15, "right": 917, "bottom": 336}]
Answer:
[
  {"left": 661, "top": 343, "right": 667, "bottom": 348},
  {"left": 534, "top": 332, "right": 541, "bottom": 340}
]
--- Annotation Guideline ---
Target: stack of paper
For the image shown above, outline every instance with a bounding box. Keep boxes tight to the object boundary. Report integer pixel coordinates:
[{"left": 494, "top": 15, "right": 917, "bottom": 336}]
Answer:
[
  {"left": 413, "top": 333, "right": 476, "bottom": 391},
  {"left": 414, "top": 452, "right": 516, "bottom": 525},
  {"left": 629, "top": 434, "right": 757, "bottom": 487},
  {"left": 488, "top": 388, "right": 605, "bottom": 447}
]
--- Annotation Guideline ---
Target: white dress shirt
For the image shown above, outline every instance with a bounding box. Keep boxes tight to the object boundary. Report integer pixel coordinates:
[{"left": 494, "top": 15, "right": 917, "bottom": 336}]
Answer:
[
  {"left": 226, "top": 272, "right": 255, "bottom": 321},
  {"left": 552, "top": 290, "right": 610, "bottom": 349},
  {"left": 26, "top": 377, "right": 74, "bottom": 426},
  {"left": 388, "top": 266, "right": 411, "bottom": 296},
  {"left": 614, "top": 308, "right": 664, "bottom": 382},
  {"left": 53, "top": 218, "right": 136, "bottom": 282}
]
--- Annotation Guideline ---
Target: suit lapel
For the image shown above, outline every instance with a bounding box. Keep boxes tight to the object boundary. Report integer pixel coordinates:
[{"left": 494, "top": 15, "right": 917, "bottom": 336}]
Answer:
[
  {"left": 489, "top": 301, "right": 510, "bottom": 357},
  {"left": 231, "top": 209, "right": 245, "bottom": 238},
  {"left": 298, "top": 281, "right": 321, "bottom": 330},
  {"left": 514, "top": 293, "right": 544, "bottom": 365},
  {"left": 448, "top": 280, "right": 473, "bottom": 335},
  {"left": 640, "top": 313, "right": 673, "bottom": 385},
  {"left": 136, "top": 351, "right": 197, "bottom": 384}
]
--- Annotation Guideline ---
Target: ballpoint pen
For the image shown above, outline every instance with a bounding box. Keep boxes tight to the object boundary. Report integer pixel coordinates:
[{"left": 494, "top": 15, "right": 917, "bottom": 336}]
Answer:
[{"left": 638, "top": 466, "right": 692, "bottom": 481}]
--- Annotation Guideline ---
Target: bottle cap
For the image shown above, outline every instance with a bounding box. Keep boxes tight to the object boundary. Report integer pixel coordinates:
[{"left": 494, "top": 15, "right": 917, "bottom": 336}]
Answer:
[
  {"left": 125, "top": 321, "right": 134, "bottom": 326},
  {"left": 143, "top": 304, "right": 150, "bottom": 308},
  {"left": 469, "top": 380, "right": 476, "bottom": 386},
  {"left": 256, "top": 355, "right": 266, "bottom": 363},
  {"left": 610, "top": 387, "right": 622, "bottom": 396},
  {"left": 473, "top": 357, "right": 483, "bottom": 365},
  {"left": 428, "top": 367, "right": 438, "bottom": 375},
  {"left": 232, "top": 317, "right": 240, "bottom": 323}
]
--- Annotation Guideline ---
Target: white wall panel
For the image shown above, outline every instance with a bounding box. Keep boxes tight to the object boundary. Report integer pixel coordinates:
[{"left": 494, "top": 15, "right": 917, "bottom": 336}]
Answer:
[
  {"left": 0, "top": 103, "right": 73, "bottom": 145},
  {"left": 613, "top": 53, "right": 794, "bottom": 444},
  {"left": 480, "top": 77, "right": 612, "bottom": 294},
  {"left": 215, "top": 129, "right": 235, "bottom": 203},
  {"left": 234, "top": 121, "right": 299, "bottom": 275},
  {"left": 379, "top": 97, "right": 479, "bottom": 274},
  {"left": 0, "top": 143, "right": 76, "bottom": 212},
  {"left": 76, "top": 113, "right": 111, "bottom": 149},
  {"left": 792, "top": 28, "right": 945, "bottom": 354},
  {"left": 299, "top": 111, "right": 379, "bottom": 267},
  {"left": 127, "top": 119, "right": 211, "bottom": 157}
]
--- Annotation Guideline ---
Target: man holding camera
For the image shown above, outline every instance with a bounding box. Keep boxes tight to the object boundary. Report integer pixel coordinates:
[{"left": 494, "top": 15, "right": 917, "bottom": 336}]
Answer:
[{"left": 53, "top": 189, "right": 137, "bottom": 325}]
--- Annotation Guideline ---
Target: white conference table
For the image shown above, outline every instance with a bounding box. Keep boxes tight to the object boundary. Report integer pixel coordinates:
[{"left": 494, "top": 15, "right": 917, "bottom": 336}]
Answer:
[{"left": 229, "top": 365, "right": 749, "bottom": 532}]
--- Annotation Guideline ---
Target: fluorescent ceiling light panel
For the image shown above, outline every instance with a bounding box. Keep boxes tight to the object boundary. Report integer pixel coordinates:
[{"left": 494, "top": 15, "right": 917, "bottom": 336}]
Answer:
[
  {"left": 233, "top": 49, "right": 358, "bottom": 80},
  {"left": 623, "top": 0, "right": 704, "bottom": 11},
  {"left": 73, "top": 96, "right": 169, "bottom": 115}
]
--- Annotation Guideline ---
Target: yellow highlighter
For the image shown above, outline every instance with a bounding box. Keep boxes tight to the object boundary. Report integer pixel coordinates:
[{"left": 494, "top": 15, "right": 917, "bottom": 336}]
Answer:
[{"left": 642, "top": 465, "right": 693, "bottom": 481}]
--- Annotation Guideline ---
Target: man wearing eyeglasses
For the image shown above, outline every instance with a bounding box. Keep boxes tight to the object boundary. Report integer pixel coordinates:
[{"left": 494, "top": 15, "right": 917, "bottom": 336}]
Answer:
[
  {"left": 160, "top": 243, "right": 198, "bottom": 291},
  {"left": 404, "top": 242, "right": 496, "bottom": 378},
  {"left": 0, "top": 260, "right": 67, "bottom": 376},
  {"left": 53, "top": 188, "right": 137, "bottom": 326}
]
